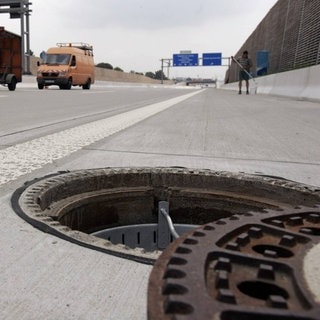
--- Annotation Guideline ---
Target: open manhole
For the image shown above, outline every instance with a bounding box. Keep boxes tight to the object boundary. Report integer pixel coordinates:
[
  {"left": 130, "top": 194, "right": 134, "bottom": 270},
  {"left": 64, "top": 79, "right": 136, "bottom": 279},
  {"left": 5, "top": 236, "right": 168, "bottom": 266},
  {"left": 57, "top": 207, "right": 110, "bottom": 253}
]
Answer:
[{"left": 12, "top": 167, "right": 320, "bottom": 264}]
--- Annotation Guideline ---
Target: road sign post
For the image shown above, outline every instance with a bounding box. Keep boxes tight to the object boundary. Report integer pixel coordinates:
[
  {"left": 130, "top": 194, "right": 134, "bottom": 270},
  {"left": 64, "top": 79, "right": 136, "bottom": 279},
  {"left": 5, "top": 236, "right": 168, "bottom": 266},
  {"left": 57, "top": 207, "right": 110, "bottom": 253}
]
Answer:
[
  {"left": 161, "top": 52, "right": 230, "bottom": 84},
  {"left": 0, "top": 0, "right": 32, "bottom": 74}
]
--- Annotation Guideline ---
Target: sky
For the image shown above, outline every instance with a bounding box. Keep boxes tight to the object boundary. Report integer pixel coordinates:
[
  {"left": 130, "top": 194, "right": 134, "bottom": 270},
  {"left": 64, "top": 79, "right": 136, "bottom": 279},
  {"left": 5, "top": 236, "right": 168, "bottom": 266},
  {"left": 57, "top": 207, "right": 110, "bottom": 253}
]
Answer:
[{"left": 1, "top": 0, "right": 278, "bottom": 80}]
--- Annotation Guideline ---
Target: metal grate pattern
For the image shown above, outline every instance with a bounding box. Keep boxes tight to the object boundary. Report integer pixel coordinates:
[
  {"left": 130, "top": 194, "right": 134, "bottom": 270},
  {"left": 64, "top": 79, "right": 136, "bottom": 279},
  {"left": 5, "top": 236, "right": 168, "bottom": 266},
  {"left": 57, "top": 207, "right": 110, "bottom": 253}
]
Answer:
[{"left": 148, "top": 207, "right": 320, "bottom": 319}]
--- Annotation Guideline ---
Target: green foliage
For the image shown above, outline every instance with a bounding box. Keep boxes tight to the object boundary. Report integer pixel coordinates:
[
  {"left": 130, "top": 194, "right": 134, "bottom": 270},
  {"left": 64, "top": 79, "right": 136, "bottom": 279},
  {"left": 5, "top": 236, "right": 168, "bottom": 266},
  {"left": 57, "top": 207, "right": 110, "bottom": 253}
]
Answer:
[
  {"left": 95, "top": 63, "right": 169, "bottom": 80},
  {"left": 145, "top": 72, "right": 155, "bottom": 79},
  {"left": 96, "top": 62, "right": 113, "bottom": 70},
  {"left": 154, "top": 70, "right": 168, "bottom": 80}
]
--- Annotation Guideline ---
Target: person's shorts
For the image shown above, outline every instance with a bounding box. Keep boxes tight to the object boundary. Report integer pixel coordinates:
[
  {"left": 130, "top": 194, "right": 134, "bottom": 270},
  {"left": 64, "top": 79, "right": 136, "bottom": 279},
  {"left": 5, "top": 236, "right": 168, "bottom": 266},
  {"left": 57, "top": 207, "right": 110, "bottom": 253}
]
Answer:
[{"left": 239, "top": 70, "right": 250, "bottom": 81}]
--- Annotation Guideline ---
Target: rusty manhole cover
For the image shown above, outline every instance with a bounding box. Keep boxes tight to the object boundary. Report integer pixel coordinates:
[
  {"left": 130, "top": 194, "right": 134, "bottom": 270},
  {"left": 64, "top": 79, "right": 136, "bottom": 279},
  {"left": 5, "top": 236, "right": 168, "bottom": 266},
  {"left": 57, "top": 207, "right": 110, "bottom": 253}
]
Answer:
[
  {"left": 147, "top": 206, "right": 320, "bottom": 319},
  {"left": 12, "top": 167, "right": 320, "bottom": 264}
]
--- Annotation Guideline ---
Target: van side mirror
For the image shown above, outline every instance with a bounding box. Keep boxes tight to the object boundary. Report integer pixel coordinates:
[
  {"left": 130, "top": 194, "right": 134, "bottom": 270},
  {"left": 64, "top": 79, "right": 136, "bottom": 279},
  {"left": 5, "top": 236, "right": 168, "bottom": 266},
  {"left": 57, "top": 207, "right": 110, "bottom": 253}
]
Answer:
[{"left": 37, "top": 61, "right": 40, "bottom": 66}]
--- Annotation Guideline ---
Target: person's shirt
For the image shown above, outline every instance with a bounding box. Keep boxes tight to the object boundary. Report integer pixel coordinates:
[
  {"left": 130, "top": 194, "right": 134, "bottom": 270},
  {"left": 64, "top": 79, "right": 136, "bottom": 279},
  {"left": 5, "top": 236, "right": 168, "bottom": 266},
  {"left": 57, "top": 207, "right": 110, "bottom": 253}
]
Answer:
[{"left": 237, "top": 56, "right": 252, "bottom": 71}]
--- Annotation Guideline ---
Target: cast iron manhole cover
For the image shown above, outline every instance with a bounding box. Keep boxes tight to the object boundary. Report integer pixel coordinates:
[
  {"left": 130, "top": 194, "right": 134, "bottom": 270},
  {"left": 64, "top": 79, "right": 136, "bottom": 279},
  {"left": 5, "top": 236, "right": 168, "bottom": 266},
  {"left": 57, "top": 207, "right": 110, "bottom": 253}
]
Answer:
[
  {"left": 12, "top": 167, "right": 320, "bottom": 264},
  {"left": 148, "top": 206, "right": 320, "bottom": 319}
]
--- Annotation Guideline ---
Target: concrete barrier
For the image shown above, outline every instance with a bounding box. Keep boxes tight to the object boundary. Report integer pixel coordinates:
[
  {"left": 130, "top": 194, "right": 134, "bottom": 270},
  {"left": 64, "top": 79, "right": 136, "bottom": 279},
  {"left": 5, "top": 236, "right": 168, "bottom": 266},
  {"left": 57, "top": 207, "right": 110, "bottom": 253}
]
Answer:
[
  {"left": 221, "top": 64, "right": 320, "bottom": 101},
  {"left": 255, "top": 74, "right": 276, "bottom": 95},
  {"left": 300, "top": 65, "right": 320, "bottom": 101}
]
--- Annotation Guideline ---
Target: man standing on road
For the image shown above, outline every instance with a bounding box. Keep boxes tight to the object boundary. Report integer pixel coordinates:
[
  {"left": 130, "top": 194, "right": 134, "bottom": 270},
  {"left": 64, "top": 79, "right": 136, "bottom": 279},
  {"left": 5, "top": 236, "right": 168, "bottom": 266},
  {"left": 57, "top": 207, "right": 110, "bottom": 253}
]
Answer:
[{"left": 233, "top": 50, "right": 252, "bottom": 95}]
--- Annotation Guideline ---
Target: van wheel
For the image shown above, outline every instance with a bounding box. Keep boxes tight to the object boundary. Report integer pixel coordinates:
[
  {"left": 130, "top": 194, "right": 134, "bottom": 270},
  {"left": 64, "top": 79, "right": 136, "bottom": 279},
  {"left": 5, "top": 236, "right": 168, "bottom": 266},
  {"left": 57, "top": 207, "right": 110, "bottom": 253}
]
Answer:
[
  {"left": 38, "top": 83, "right": 44, "bottom": 90},
  {"left": 8, "top": 77, "right": 17, "bottom": 91},
  {"left": 83, "top": 79, "right": 91, "bottom": 90},
  {"left": 65, "top": 78, "right": 72, "bottom": 90},
  {"left": 59, "top": 79, "right": 72, "bottom": 90}
]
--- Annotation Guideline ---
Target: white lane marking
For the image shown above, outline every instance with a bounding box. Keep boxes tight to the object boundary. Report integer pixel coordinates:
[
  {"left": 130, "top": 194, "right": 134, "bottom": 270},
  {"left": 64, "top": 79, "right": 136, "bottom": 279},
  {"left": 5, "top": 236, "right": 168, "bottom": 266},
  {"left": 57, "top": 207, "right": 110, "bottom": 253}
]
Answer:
[
  {"left": 0, "top": 90, "right": 202, "bottom": 185},
  {"left": 82, "top": 90, "right": 115, "bottom": 94}
]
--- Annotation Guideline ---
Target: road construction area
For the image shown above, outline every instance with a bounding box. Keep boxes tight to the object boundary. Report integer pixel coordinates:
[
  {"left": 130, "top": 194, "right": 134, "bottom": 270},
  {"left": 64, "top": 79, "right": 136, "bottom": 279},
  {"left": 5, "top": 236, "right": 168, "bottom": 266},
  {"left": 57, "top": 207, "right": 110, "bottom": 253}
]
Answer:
[{"left": 0, "top": 76, "right": 320, "bottom": 319}]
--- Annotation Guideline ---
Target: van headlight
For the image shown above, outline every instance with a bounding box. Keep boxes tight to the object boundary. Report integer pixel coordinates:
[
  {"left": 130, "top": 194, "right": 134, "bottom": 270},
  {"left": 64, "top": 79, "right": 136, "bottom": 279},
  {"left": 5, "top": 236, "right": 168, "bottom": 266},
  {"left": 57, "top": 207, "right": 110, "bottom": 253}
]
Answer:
[{"left": 59, "top": 70, "right": 67, "bottom": 77}]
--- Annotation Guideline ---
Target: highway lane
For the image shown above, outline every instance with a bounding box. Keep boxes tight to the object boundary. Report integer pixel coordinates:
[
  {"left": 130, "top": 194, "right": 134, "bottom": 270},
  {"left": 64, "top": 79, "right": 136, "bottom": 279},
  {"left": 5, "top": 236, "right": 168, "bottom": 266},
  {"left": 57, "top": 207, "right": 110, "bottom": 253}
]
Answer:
[
  {"left": 0, "top": 80, "right": 320, "bottom": 319},
  {"left": 2, "top": 82, "right": 319, "bottom": 188},
  {"left": 0, "top": 88, "right": 202, "bottom": 185},
  {"left": 0, "top": 82, "right": 203, "bottom": 320},
  {"left": 52, "top": 85, "right": 320, "bottom": 187},
  {"left": 0, "top": 83, "right": 197, "bottom": 146}
]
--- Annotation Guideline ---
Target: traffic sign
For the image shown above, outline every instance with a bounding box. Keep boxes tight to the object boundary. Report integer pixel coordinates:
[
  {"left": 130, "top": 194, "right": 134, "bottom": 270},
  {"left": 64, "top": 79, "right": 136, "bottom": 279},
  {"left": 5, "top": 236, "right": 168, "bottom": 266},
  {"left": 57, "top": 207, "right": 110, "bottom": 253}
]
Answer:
[
  {"left": 173, "top": 53, "right": 199, "bottom": 66},
  {"left": 202, "top": 53, "right": 222, "bottom": 66}
]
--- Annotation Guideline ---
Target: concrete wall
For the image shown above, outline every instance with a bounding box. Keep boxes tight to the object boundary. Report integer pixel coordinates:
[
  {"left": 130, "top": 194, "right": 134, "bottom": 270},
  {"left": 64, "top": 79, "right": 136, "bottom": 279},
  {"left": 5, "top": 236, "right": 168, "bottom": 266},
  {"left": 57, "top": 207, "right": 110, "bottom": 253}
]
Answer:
[
  {"left": 221, "top": 64, "right": 320, "bottom": 102},
  {"left": 28, "top": 56, "right": 172, "bottom": 85},
  {"left": 227, "top": 0, "right": 320, "bottom": 83}
]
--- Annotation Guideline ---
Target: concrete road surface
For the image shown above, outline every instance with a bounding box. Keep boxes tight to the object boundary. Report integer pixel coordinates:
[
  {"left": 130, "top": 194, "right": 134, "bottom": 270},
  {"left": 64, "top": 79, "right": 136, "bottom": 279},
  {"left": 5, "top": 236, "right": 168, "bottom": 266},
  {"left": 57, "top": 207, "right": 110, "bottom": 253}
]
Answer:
[{"left": 0, "top": 77, "right": 319, "bottom": 319}]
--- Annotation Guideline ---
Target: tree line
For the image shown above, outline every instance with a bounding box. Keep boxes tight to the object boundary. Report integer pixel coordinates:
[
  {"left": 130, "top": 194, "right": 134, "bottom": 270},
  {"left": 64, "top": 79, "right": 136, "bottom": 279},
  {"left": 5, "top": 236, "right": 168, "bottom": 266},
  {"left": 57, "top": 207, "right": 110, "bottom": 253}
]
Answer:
[{"left": 95, "top": 62, "right": 168, "bottom": 80}]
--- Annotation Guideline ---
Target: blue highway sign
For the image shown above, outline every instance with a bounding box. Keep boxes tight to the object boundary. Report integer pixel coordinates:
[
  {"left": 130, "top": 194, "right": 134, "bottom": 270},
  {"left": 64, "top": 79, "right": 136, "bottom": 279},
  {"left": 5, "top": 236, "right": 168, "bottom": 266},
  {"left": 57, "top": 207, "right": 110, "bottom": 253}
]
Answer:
[
  {"left": 202, "top": 53, "right": 222, "bottom": 66},
  {"left": 173, "top": 53, "right": 199, "bottom": 66}
]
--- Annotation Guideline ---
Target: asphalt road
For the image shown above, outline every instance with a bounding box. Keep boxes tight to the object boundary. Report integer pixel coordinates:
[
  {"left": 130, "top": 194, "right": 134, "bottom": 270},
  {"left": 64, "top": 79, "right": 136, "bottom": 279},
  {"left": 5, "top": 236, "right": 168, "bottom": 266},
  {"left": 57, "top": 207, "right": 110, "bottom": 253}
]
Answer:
[{"left": 0, "top": 77, "right": 320, "bottom": 319}]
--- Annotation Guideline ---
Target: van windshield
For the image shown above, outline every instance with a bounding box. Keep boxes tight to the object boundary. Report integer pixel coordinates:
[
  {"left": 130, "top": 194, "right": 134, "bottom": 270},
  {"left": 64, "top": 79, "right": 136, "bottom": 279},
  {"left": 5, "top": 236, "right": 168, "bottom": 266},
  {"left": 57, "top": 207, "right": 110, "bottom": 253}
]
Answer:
[{"left": 44, "top": 54, "right": 71, "bottom": 65}]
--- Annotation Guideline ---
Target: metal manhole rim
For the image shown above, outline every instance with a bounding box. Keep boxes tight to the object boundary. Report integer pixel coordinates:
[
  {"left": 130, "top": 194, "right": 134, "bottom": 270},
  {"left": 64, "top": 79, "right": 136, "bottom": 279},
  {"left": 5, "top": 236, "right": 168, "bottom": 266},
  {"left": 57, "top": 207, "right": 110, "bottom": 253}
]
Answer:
[{"left": 11, "top": 167, "right": 320, "bottom": 265}]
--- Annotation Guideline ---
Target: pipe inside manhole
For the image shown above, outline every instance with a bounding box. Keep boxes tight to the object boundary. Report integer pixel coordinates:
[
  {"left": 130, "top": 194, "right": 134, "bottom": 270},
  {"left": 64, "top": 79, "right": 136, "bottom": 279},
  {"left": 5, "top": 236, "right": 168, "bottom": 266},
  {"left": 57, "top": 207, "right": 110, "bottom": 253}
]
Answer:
[
  {"left": 12, "top": 167, "right": 320, "bottom": 264},
  {"left": 91, "top": 201, "right": 199, "bottom": 252}
]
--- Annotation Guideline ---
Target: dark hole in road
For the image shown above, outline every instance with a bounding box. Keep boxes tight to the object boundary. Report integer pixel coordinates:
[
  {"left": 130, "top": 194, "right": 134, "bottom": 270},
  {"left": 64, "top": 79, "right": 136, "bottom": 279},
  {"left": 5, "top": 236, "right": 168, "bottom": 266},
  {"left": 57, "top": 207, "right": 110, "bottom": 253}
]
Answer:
[{"left": 13, "top": 167, "right": 320, "bottom": 263}]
